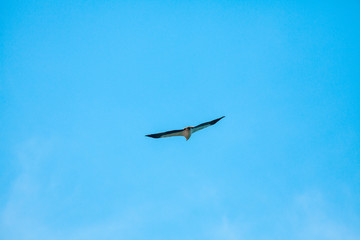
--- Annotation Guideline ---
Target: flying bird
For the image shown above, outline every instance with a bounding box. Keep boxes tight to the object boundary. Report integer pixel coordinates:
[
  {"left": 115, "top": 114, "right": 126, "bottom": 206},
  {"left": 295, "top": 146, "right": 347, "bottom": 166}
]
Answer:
[{"left": 146, "top": 116, "right": 225, "bottom": 141}]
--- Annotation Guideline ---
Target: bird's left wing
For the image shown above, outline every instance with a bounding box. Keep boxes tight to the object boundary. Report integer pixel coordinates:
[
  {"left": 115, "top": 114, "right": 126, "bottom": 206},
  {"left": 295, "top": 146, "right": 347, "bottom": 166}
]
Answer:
[
  {"left": 192, "top": 116, "right": 225, "bottom": 134},
  {"left": 146, "top": 129, "right": 184, "bottom": 138}
]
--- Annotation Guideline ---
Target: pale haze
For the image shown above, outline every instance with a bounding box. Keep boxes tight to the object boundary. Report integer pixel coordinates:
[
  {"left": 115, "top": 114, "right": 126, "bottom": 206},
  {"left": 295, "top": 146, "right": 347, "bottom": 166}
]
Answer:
[{"left": 1, "top": 1, "right": 360, "bottom": 240}]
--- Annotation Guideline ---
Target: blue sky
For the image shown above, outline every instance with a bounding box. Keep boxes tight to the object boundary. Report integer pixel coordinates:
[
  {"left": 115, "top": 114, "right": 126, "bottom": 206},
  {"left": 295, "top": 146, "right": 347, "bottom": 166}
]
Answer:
[{"left": 1, "top": 1, "right": 360, "bottom": 239}]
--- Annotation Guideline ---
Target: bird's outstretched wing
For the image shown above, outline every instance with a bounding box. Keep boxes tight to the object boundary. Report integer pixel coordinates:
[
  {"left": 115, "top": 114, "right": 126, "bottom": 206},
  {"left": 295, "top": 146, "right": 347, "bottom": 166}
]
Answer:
[
  {"left": 145, "top": 129, "right": 184, "bottom": 138},
  {"left": 192, "top": 116, "right": 225, "bottom": 134}
]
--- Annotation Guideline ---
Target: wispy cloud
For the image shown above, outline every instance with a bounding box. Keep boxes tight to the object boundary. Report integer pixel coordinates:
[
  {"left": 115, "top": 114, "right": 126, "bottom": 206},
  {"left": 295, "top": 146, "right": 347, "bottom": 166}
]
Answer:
[
  {"left": 2, "top": 138, "right": 359, "bottom": 240},
  {"left": 0, "top": 137, "right": 143, "bottom": 240},
  {"left": 208, "top": 191, "right": 360, "bottom": 240},
  {"left": 209, "top": 216, "right": 245, "bottom": 240},
  {"left": 1, "top": 137, "right": 57, "bottom": 240},
  {"left": 289, "top": 191, "right": 360, "bottom": 240}
]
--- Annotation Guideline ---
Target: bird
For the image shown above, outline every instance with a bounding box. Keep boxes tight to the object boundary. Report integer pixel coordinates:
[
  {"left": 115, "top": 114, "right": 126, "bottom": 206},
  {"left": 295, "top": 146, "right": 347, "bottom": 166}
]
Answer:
[{"left": 145, "top": 116, "right": 225, "bottom": 141}]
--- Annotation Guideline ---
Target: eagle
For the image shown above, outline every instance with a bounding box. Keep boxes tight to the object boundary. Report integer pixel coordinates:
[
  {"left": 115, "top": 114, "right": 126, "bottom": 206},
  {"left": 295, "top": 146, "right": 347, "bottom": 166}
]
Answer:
[{"left": 146, "top": 116, "right": 225, "bottom": 141}]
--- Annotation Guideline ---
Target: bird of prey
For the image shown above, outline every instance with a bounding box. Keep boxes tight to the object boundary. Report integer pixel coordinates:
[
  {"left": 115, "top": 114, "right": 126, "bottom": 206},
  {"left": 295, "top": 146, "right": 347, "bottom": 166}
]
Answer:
[{"left": 146, "top": 116, "right": 225, "bottom": 141}]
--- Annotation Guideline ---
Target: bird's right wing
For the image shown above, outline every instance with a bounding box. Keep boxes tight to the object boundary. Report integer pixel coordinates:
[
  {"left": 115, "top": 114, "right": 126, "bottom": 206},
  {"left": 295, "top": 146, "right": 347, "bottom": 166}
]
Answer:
[
  {"left": 145, "top": 129, "right": 184, "bottom": 138},
  {"left": 192, "top": 116, "right": 225, "bottom": 133}
]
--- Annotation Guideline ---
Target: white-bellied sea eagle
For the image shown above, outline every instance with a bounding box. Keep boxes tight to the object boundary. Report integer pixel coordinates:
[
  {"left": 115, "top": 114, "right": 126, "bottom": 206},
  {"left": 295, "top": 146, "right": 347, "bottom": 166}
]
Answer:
[{"left": 146, "top": 116, "right": 225, "bottom": 141}]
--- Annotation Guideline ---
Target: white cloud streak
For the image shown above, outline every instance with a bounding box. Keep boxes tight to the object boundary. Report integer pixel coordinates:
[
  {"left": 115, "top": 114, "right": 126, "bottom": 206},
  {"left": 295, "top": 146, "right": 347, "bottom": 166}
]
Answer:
[
  {"left": 2, "top": 138, "right": 359, "bottom": 240},
  {"left": 0, "top": 138, "right": 142, "bottom": 240},
  {"left": 208, "top": 191, "right": 360, "bottom": 240}
]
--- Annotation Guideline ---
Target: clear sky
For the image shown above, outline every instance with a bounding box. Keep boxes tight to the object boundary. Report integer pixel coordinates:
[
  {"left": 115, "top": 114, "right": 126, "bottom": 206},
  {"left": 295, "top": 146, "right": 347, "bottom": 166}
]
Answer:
[{"left": 1, "top": 1, "right": 360, "bottom": 239}]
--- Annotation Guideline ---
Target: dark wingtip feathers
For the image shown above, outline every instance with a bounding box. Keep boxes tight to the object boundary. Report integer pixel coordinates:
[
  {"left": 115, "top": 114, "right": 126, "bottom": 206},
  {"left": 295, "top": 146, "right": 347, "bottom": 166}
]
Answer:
[
  {"left": 210, "top": 116, "right": 225, "bottom": 125},
  {"left": 145, "top": 134, "right": 159, "bottom": 138}
]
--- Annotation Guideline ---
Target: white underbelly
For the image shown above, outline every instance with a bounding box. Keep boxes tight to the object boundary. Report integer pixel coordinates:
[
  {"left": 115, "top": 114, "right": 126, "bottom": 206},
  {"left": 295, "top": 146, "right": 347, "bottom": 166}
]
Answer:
[{"left": 184, "top": 129, "right": 192, "bottom": 140}]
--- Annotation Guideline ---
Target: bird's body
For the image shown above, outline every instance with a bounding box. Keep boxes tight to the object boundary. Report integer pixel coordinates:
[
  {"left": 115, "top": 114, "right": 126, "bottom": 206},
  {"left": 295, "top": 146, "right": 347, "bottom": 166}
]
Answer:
[
  {"left": 183, "top": 127, "right": 192, "bottom": 140},
  {"left": 146, "top": 116, "right": 225, "bottom": 141}
]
